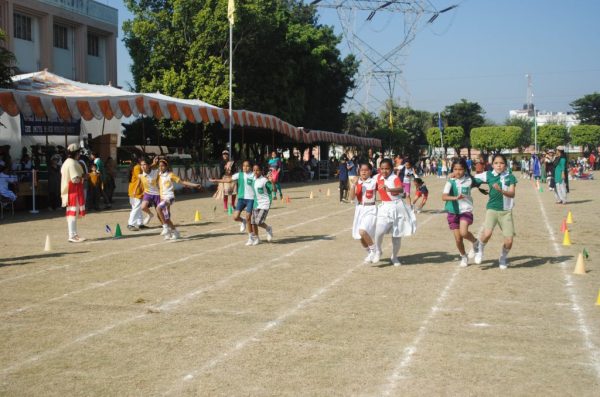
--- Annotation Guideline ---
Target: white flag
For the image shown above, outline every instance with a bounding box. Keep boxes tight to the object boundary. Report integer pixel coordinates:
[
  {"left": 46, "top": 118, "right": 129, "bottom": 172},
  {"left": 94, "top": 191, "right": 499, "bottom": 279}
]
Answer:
[{"left": 228, "top": 0, "right": 235, "bottom": 25}]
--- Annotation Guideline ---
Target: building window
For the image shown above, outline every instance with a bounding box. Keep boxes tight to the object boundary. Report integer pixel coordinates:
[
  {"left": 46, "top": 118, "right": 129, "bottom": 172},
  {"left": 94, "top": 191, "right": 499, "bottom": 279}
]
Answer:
[
  {"left": 14, "top": 13, "right": 33, "bottom": 41},
  {"left": 53, "top": 25, "right": 69, "bottom": 49},
  {"left": 87, "top": 33, "right": 99, "bottom": 57}
]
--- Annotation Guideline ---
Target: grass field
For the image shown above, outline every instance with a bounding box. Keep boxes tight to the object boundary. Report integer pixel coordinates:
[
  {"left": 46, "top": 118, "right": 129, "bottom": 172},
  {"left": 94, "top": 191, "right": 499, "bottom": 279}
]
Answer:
[{"left": 0, "top": 175, "right": 599, "bottom": 396}]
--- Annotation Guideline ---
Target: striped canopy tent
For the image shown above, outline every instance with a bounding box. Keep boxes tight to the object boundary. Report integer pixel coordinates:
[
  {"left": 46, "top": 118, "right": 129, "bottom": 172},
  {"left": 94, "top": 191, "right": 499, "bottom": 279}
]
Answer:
[{"left": 0, "top": 70, "right": 381, "bottom": 148}]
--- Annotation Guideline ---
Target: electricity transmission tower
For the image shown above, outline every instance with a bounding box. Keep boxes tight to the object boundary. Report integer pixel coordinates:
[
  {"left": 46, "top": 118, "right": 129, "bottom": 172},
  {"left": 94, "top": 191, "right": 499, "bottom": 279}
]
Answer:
[{"left": 309, "top": 1, "right": 457, "bottom": 119}]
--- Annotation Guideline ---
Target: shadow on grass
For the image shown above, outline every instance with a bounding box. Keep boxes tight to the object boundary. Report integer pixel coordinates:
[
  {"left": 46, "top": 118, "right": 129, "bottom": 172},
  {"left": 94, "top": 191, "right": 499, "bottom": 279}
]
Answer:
[
  {"left": 563, "top": 200, "right": 592, "bottom": 205},
  {"left": 272, "top": 234, "right": 335, "bottom": 244},
  {"left": 376, "top": 251, "right": 457, "bottom": 268},
  {"left": 479, "top": 254, "right": 572, "bottom": 270},
  {"left": 0, "top": 251, "right": 89, "bottom": 267}
]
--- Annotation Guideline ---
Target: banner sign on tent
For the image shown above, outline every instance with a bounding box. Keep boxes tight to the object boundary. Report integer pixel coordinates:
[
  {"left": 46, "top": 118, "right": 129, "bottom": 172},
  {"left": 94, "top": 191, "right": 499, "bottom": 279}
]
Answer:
[{"left": 20, "top": 115, "right": 81, "bottom": 137}]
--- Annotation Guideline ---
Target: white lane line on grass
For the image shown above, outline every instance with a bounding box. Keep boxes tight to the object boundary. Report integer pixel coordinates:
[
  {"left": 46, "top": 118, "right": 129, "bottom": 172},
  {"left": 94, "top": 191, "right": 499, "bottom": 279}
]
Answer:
[
  {"left": 535, "top": 192, "right": 600, "bottom": 380},
  {"left": 0, "top": 203, "right": 326, "bottom": 285},
  {"left": 0, "top": 210, "right": 353, "bottom": 375},
  {"left": 381, "top": 266, "right": 460, "bottom": 396},
  {"left": 380, "top": 219, "right": 479, "bottom": 396},
  {"left": 0, "top": 206, "right": 351, "bottom": 318},
  {"left": 164, "top": 230, "right": 358, "bottom": 395},
  {"left": 166, "top": 213, "right": 441, "bottom": 395}
]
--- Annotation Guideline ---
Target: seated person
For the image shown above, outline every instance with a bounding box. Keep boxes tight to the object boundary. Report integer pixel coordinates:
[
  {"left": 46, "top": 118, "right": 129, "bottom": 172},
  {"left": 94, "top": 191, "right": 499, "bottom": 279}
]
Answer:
[{"left": 0, "top": 160, "right": 18, "bottom": 202}]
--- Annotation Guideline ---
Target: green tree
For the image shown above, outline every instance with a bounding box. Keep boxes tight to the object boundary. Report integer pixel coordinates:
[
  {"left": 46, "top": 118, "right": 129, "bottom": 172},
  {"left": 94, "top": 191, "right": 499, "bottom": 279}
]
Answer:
[
  {"left": 570, "top": 125, "right": 600, "bottom": 150},
  {"left": 470, "top": 126, "right": 523, "bottom": 153},
  {"left": 0, "top": 29, "right": 16, "bottom": 88},
  {"left": 123, "top": 0, "right": 358, "bottom": 141},
  {"left": 382, "top": 104, "right": 431, "bottom": 159},
  {"left": 426, "top": 126, "right": 464, "bottom": 154},
  {"left": 345, "top": 111, "right": 378, "bottom": 137},
  {"left": 570, "top": 93, "right": 600, "bottom": 125},
  {"left": 443, "top": 99, "right": 485, "bottom": 154},
  {"left": 505, "top": 117, "right": 532, "bottom": 148},
  {"left": 537, "top": 125, "right": 568, "bottom": 150}
]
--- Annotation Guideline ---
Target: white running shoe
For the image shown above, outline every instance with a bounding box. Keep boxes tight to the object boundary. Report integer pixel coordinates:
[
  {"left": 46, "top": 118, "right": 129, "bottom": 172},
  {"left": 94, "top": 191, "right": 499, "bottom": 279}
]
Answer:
[
  {"left": 474, "top": 249, "right": 483, "bottom": 265},
  {"left": 467, "top": 242, "right": 477, "bottom": 259},
  {"left": 390, "top": 256, "right": 401, "bottom": 267},
  {"left": 364, "top": 251, "right": 374, "bottom": 263},
  {"left": 240, "top": 219, "right": 247, "bottom": 233},
  {"left": 245, "top": 236, "right": 254, "bottom": 246},
  {"left": 143, "top": 212, "right": 154, "bottom": 226},
  {"left": 266, "top": 226, "right": 273, "bottom": 242},
  {"left": 68, "top": 236, "right": 85, "bottom": 243},
  {"left": 163, "top": 233, "right": 172, "bottom": 241},
  {"left": 459, "top": 255, "right": 469, "bottom": 268},
  {"left": 499, "top": 255, "right": 508, "bottom": 270},
  {"left": 252, "top": 237, "right": 260, "bottom": 246},
  {"left": 160, "top": 227, "right": 170, "bottom": 236},
  {"left": 169, "top": 230, "right": 180, "bottom": 240},
  {"left": 371, "top": 252, "right": 381, "bottom": 264}
]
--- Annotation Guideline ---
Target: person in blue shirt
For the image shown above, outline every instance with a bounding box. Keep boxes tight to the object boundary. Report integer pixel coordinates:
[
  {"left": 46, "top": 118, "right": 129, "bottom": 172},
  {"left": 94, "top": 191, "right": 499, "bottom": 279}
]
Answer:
[
  {"left": 347, "top": 155, "right": 358, "bottom": 194},
  {"left": 338, "top": 155, "right": 349, "bottom": 202}
]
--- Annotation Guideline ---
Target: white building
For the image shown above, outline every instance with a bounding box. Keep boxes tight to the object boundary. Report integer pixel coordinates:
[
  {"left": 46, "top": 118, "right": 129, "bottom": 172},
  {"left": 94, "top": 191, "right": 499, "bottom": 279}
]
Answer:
[
  {"left": 509, "top": 107, "right": 580, "bottom": 129},
  {"left": 0, "top": 0, "right": 118, "bottom": 85}
]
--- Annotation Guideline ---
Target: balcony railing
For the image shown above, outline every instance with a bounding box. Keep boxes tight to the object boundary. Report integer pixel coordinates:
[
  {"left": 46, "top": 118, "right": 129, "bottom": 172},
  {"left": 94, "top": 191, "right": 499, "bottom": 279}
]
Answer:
[{"left": 36, "top": 0, "right": 118, "bottom": 26}]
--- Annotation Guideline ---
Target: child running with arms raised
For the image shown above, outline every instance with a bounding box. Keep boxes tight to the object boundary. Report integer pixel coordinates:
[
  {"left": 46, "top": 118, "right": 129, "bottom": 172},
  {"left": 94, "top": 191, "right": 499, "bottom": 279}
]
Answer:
[
  {"left": 210, "top": 160, "right": 255, "bottom": 244},
  {"left": 349, "top": 162, "right": 378, "bottom": 263},
  {"left": 248, "top": 163, "right": 274, "bottom": 245},
  {"left": 473, "top": 154, "right": 518, "bottom": 269},
  {"left": 157, "top": 159, "right": 201, "bottom": 240},
  {"left": 442, "top": 158, "right": 481, "bottom": 268}
]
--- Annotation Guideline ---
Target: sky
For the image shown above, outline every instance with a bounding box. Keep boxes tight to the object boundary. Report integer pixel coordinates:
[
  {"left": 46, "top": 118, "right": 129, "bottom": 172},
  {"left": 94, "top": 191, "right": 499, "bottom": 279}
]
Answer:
[{"left": 110, "top": 0, "right": 600, "bottom": 123}]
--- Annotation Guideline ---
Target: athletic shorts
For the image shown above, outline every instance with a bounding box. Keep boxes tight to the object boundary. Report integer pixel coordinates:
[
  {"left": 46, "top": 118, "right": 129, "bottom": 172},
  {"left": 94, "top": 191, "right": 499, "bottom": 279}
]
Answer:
[
  {"left": 415, "top": 191, "right": 428, "bottom": 199},
  {"left": 403, "top": 182, "right": 411, "bottom": 195},
  {"left": 484, "top": 209, "right": 515, "bottom": 237},
  {"left": 143, "top": 193, "right": 160, "bottom": 208},
  {"left": 157, "top": 198, "right": 174, "bottom": 220},
  {"left": 447, "top": 212, "right": 473, "bottom": 230},
  {"left": 251, "top": 208, "right": 269, "bottom": 225},
  {"left": 235, "top": 198, "right": 254, "bottom": 213}
]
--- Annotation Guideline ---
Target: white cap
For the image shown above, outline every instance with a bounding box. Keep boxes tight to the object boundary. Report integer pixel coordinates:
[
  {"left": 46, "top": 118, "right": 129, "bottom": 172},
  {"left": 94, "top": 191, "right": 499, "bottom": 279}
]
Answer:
[{"left": 67, "top": 143, "right": 79, "bottom": 152}]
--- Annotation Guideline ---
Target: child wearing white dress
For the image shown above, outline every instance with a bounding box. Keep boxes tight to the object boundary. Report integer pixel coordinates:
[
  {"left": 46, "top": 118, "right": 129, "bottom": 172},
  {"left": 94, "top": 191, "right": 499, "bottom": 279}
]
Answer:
[{"left": 349, "top": 163, "right": 378, "bottom": 263}]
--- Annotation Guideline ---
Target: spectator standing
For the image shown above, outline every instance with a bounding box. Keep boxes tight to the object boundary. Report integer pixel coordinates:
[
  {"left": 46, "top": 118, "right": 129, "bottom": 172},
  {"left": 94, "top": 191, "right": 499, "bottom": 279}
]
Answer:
[
  {"left": 60, "top": 144, "right": 86, "bottom": 243},
  {"left": 338, "top": 156, "right": 349, "bottom": 203}
]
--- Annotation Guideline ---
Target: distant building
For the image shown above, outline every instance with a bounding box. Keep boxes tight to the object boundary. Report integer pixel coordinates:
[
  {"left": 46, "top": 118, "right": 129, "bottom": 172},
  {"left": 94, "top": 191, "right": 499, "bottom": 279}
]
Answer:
[
  {"left": 0, "top": 0, "right": 118, "bottom": 85},
  {"left": 509, "top": 104, "right": 580, "bottom": 129}
]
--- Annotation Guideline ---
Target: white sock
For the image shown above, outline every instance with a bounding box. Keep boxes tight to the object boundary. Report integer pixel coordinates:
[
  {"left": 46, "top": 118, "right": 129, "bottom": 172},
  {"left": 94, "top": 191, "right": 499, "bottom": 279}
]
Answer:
[
  {"left": 501, "top": 246, "right": 510, "bottom": 258},
  {"left": 392, "top": 237, "right": 401, "bottom": 258},
  {"left": 479, "top": 241, "right": 486, "bottom": 254}
]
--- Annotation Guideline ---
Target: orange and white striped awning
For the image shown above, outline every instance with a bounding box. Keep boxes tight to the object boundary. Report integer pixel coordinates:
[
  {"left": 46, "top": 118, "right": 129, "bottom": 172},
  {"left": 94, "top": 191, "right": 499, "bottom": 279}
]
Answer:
[{"left": 0, "top": 71, "right": 381, "bottom": 148}]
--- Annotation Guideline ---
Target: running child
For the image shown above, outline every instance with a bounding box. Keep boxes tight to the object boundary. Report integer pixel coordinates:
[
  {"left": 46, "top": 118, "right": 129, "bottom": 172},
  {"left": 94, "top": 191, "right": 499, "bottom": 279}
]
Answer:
[
  {"left": 139, "top": 157, "right": 163, "bottom": 233},
  {"left": 210, "top": 160, "right": 255, "bottom": 244},
  {"left": 248, "top": 163, "right": 274, "bottom": 245},
  {"left": 268, "top": 151, "right": 284, "bottom": 200},
  {"left": 349, "top": 162, "right": 378, "bottom": 263},
  {"left": 411, "top": 177, "right": 428, "bottom": 213},
  {"left": 373, "top": 158, "right": 417, "bottom": 266},
  {"left": 157, "top": 158, "right": 201, "bottom": 240},
  {"left": 442, "top": 158, "right": 480, "bottom": 268},
  {"left": 401, "top": 160, "right": 415, "bottom": 204},
  {"left": 473, "top": 153, "right": 518, "bottom": 269}
]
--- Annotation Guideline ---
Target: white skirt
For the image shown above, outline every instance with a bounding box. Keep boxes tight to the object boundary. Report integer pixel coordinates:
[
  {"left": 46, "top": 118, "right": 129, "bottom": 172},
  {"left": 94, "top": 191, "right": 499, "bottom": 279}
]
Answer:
[
  {"left": 352, "top": 204, "right": 377, "bottom": 240},
  {"left": 376, "top": 200, "right": 417, "bottom": 237}
]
